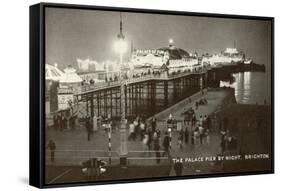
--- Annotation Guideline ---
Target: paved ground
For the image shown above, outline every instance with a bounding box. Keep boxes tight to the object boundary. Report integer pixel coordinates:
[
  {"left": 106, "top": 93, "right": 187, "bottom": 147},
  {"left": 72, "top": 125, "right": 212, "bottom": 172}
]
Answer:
[
  {"left": 152, "top": 89, "right": 229, "bottom": 175},
  {"left": 45, "top": 88, "right": 231, "bottom": 182}
]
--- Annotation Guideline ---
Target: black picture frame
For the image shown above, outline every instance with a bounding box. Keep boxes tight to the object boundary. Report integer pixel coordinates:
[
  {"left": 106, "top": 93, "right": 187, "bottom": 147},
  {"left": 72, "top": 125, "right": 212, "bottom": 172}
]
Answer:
[{"left": 30, "top": 2, "right": 274, "bottom": 188}]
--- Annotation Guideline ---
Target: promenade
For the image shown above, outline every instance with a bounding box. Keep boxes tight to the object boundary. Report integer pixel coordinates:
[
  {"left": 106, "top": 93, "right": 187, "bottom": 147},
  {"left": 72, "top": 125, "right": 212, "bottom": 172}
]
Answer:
[{"left": 46, "top": 88, "right": 234, "bottom": 179}]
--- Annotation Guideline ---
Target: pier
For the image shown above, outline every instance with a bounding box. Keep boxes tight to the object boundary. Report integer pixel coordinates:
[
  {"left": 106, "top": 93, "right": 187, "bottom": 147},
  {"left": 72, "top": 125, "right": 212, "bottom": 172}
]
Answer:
[
  {"left": 45, "top": 63, "right": 268, "bottom": 183},
  {"left": 73, "top": 69, "right": 208, "bottom": 120},
  {"left": 49, "top": 63, "right": 260, "bottom": 120}
]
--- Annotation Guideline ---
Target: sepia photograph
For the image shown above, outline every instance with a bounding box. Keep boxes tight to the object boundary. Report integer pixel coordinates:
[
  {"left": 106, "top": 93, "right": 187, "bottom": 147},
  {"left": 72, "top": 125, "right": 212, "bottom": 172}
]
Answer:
[{"left": 42, "top": 4, "right": 273, "bottom": 186}]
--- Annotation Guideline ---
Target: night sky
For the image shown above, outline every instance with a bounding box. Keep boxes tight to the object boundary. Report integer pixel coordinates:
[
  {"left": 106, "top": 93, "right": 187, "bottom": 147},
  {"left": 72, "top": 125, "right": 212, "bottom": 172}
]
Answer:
[{"left": 45, "top": 7, "right": 272, "bottom": 71}]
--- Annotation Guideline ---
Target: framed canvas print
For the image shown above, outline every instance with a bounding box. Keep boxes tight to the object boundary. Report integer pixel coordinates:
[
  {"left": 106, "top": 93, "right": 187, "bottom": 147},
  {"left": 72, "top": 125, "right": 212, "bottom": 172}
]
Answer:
[{"left": 29, "top": 2, "right": 274, "bottom": 188}]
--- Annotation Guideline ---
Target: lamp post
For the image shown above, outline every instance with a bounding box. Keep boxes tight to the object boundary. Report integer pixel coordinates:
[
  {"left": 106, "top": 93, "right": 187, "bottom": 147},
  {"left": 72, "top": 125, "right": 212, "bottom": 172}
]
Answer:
[{"left": 114, "top": 12, "right": 128, "bottom": 166}]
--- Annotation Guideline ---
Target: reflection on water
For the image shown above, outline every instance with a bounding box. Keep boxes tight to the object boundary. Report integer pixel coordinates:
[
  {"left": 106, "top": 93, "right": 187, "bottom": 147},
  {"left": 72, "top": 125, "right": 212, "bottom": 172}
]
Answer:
[{"left": 220, "top": 72, "right": 271, "bottom": 105}]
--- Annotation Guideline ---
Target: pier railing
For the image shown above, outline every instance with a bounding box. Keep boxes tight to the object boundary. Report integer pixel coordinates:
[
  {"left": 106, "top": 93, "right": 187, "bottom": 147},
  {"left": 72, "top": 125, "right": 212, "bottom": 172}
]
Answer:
[
  {"left": 46, "top": 149, "right": 170, "bottom": 166},
  {"left": 79, "top": 68, "right": 208, "bottom": 94}
]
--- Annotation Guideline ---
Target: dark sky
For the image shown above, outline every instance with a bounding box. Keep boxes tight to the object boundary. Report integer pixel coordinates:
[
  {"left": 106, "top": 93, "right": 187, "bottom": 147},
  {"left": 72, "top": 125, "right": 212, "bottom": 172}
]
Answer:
[{"left": 45, "top": 7, "right": 272, "bottom": 70}]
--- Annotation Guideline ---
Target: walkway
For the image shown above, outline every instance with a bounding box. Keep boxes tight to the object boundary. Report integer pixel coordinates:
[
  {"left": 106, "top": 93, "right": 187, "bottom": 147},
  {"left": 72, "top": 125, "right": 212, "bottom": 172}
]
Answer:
[
  {"left": 77, "top": 69, "right": 208, "bottom": 95},
  {"left": 46, "top": 88, "right": 233, "bottom": 176}
]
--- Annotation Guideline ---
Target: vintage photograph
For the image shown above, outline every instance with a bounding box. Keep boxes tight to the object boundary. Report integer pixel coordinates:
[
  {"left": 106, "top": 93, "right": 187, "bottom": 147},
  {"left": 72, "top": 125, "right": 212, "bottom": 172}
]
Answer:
[{"left": 44, "top": 6, "right": 273, "bottom": 184}]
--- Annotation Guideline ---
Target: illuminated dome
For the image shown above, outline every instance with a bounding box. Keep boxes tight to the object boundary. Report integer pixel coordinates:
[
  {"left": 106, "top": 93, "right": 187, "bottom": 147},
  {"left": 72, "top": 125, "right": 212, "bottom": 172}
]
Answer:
[{"left": 158, "top": 47, "right": 191, "bottom": 60}]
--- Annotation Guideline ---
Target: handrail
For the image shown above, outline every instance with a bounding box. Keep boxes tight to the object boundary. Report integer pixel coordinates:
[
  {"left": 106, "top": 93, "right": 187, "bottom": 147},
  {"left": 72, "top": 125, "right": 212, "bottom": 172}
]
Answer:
[
  {"left": 77, "top": 68, "right": 209, "bottom": 95},
  {"left": 48, "top": 149, "right": 166, "bottom": 153}
]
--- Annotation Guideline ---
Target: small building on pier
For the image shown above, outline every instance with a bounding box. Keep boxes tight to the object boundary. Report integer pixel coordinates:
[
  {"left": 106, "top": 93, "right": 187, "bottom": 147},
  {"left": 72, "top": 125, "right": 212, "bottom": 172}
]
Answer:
[
  {"left": 45, "top": 64, "right": 65, "bottom": 113},
  {"left": 202, "top": 47, "right": 245, "bottom": 67},
  {"left": 77, "top": 59, "right": 122, "bottom": 83},
  {"left": 60, "top": 65, "right": 83, "bottom": 88}
]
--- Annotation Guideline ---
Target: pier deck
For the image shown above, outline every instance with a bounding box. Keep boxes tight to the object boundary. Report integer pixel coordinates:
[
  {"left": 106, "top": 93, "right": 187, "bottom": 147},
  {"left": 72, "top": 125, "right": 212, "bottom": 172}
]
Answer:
[{"left": 46, "top": 88, "right": 234, "bottom": 182}]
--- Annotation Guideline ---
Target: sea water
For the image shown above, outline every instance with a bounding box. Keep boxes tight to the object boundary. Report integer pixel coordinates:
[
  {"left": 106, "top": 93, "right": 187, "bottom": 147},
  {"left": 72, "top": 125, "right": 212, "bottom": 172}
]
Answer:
[{"left": 220, "top": 71, "right": 272, "bottom": 105}]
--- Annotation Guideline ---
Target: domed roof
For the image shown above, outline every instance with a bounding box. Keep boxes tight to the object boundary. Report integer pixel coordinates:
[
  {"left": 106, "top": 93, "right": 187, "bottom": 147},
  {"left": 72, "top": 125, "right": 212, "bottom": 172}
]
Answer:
[
  {"left": 158, "top": 47, "right": 190, "bottom": 60},
  {"left": 46, "top": 64, "right": 65, "bottom": 81}
]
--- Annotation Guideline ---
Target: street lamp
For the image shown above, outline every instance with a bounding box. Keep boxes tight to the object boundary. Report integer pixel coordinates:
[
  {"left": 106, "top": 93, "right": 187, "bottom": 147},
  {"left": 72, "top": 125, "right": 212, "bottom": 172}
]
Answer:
[
  {"left": 169, "top": 38, "right": 173, "bottom": 45},
  {"left": 115, "top": 12, "right": 128, "bottom": 166},
  {"left": 169, "top": 38, "right": 174, "bottom": 49}
]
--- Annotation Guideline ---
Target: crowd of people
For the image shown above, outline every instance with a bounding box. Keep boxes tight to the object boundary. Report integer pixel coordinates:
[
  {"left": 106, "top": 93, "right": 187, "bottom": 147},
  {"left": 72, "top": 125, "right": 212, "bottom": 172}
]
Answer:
[
  {"left": 52, "top": 112, "right": 76, "bottom": 131},
  {"left": 80, "top": 66, "right": 204, "bottom": 92},
  {"left": 127, "top": 117, "right": 160, "bottom": 150},
  {"left": 171, "top": 111, "right": 212, "bottom": 150},
  {"left": 121, "top": 107, "right": 214, "bottom": 164}
]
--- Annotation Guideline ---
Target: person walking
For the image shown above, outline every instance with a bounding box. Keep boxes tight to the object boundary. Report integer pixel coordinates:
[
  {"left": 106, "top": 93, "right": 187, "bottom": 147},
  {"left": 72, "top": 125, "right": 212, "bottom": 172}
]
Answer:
[
  {"left": 53, "top": 114, "right": 58, "bottom": 131},
  {"left": 206, "top": 115, "right": 211, "bottom": 130},
  {"left": 142, "top": 133, "right": 149, "bottom": 156},
  {"left": 70, "top": 115, "right": 76, "bottom": 131},
  {"left": 140, "top": 121, "right": 146, "bottom": 141},
  {"left": 220, "top": 138, "right": 226, "bottom": 154},
  {"left": 199, "top": 115, "right": 203, "bottom": 127},
  {"left": 133, "top": 118, "right": 139, "bottom": 139},
  {"left": 58, "top": 114, "right": 62, "bottom": 131},
  {"left": 147, "top": 127, "right": 153, "bottom": 155},
  {"left": 162, "top": 132, "right": 170, "bottom": 157},
  {"left": 191, "top": 130, "right": 195, "bottom": 146},
  {"left": 203, "top": 115, "right": 208, "bottom": 129},
  {"left": 151, "top": 116, "right": 157, "bottom": 133},
  {"left": 178, "top": 129, "right": 184, "bottom": 149},
  {"left": 192, "top": 114, "right": 197, "bottom": 127},
  {"left": 47, "top": 139, "right": 56, "bottom": 162},
  {"left": 142, "top": 133, "right": 149, "bottom": 147},
  {"left": 205, "top": 129, "right": 210, "bottom": 145},
  {"left": 198, "top": 125, "right": 204, "bottom": 144},
  {"left": 193, "top": 128, "right": 200, "bottom": 145},
  {"left": 153, "top": 131, "right": 158, "bottom": 141},
  {"left": 184, "top": 126, "right": 189, "bottom": 144},
  {"left": 154, "top": 138, "right": 161, "bottom": 164},
  {"left": 167, "top": 114, "right": 173, "bottom": 133},
  {"left": 128, "top": 122, "right": 135, "bottom": 141},
  {"left": 168, "top": 127, "right": 172, "bottom": 149},
  {"left": 62, "top": 115, "right": 67, "bottom": 131},
  {"left": 147, "top": 135, "right": 152, "bottom": 156},
  {"left": 156, "top": 129, "right": 161, "bottom": 139}
]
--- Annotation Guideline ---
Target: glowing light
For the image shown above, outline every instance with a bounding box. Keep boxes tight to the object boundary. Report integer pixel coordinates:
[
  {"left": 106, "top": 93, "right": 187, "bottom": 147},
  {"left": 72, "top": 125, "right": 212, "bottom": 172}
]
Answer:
[
  {"left": 114, "top": 39, "right": 127, "bottom": 55},
  {"left": 169, "top": 38, "right": 174, "bottom": 44}
]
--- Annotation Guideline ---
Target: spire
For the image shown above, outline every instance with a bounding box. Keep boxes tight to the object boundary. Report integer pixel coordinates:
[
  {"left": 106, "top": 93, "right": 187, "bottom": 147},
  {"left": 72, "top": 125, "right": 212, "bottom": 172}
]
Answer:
[
  {"left": 120, "top": 12, "right": 122, "bottom": 35},
  {"left": 131, "top": 40, "right": 133, "bottom": 54},
  {"left": 117, "top": 12, "right": 125, "bottom": 40}
]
